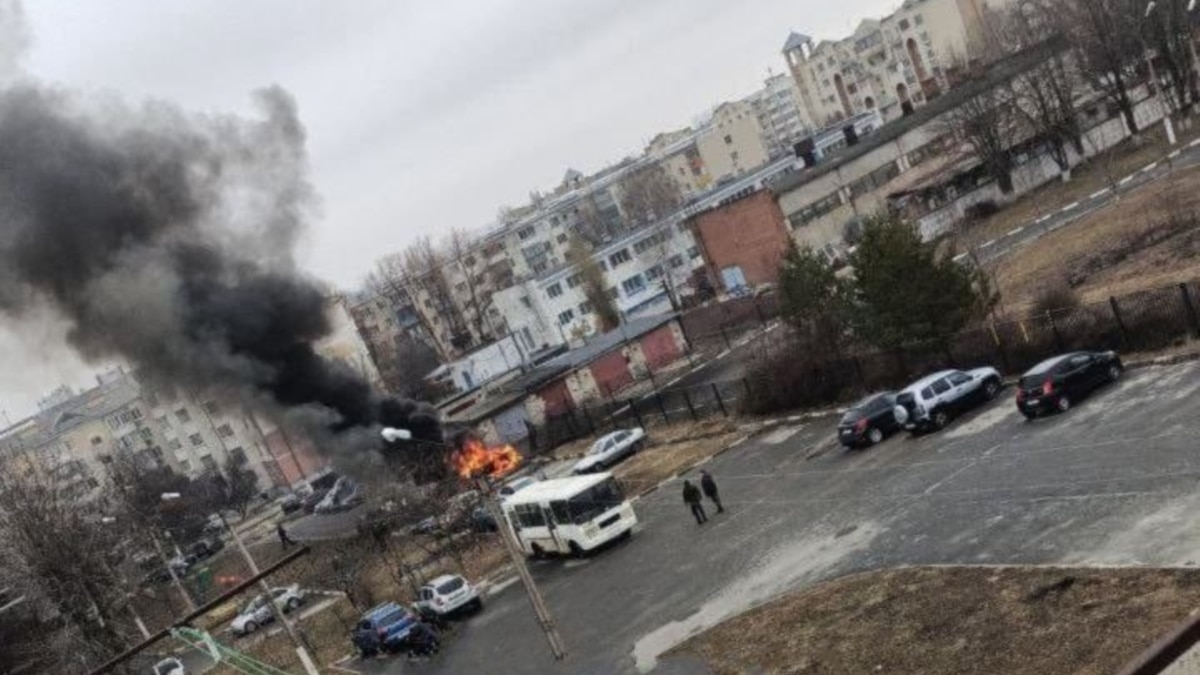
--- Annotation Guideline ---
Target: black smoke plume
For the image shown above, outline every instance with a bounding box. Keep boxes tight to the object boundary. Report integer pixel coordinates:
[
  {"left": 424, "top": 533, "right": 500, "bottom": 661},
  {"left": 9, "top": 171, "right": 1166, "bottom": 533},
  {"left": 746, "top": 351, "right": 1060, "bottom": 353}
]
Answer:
[{"left": 0, "top": 82, "right": 443, "bottom": 474}]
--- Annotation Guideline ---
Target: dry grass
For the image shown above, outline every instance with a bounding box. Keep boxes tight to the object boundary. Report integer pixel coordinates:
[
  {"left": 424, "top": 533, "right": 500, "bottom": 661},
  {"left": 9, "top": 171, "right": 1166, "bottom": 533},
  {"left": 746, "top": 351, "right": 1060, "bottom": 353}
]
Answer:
[
  {"left": 204, "top": 596, "right": 362, "bottom": 674},
  {"left": 989, "top": 166, "right": 1200, "bottom": 311},
  {"left": 611, "top": 418, "right": 741, "bottom": 495},
  {"left": 957, "top": 121, "right": 1200, "bottom": 251},
  {"left": 672, "top": 566, "right": 1200, "bottom": 675}
]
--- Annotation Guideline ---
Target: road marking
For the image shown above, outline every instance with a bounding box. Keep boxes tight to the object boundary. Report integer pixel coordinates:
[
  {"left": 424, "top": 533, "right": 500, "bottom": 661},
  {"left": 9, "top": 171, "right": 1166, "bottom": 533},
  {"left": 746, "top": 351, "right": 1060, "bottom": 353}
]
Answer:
[
  {"left": 1142, "top": 161, "right": 1159, "bottom": 172},
  {"left": 1169, "top": 150, "right": 1182, "bottom": 159},
  {"left": 1007, "top": 226, "right": 1024, "bottom": 236},
  {"left": 1119, "top": 175, "right": 1135, "bottom": 185},
  {"left": 1062, "top": 201, "right": 1080, "bottom": 212},
  {"left": 1035, "top": 214, "right": 1050, "bottom": 223},
  {"left": 953, "top": 252, "right": 968, "bottom": 262},
  {"left": 980, "top": 239, "right": 996, "bottom": 248},
  {"left": 1089, "top": 188, "right": 1109, "bottom": 199}
]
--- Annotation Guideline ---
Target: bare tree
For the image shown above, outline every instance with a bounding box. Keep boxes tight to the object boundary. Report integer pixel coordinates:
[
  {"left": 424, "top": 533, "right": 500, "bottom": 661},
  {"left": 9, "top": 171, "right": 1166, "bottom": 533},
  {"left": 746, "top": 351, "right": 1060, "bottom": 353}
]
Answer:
[
  {"left": 566, "top": 234, "right": 620, "bottom": 332},
  {"left": 1144, "top": 0, "right": 1199, "bottom": 117},
  {"left": 617, "top": 162, "right": 683, "bottom": 227},
  {"left": 1057, "top": 0, "right": 1146, "bottom": 136},
  {"left": 574, "top": 194, "right": 621, "bottom": 247},
  {"left": 937, "top": 60, "right": 1023, "bottom": 194},
  {"left": 406, "top": 235, "right": 473, "bottom": 353},
  {"left": 366, "top": 253, "right": 444, "bottom": 360},
  {"left": 446, "top": 227, "right": 499, "bottom": 343}
]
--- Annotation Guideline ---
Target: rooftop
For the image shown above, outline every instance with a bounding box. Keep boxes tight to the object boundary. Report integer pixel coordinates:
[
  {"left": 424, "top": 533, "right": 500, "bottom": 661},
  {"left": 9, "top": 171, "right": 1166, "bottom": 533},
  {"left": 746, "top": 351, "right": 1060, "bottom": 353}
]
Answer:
[{"left": 502, "top": 472, "right": 611, "bottom": 506}]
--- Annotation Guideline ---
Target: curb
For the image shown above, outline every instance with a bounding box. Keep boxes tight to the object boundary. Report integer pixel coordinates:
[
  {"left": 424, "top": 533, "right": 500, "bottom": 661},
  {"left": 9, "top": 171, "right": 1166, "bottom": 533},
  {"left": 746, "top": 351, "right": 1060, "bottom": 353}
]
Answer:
[{"left": 1125, "top": 349, "right": 1200, "bottom": 371}]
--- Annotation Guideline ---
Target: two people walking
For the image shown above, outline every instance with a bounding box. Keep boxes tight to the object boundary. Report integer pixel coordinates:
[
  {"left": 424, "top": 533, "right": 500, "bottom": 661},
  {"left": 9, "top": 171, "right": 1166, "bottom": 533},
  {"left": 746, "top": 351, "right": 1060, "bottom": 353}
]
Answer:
[{"left": 682, "top": 470, "right": 724, "bottom": 525}]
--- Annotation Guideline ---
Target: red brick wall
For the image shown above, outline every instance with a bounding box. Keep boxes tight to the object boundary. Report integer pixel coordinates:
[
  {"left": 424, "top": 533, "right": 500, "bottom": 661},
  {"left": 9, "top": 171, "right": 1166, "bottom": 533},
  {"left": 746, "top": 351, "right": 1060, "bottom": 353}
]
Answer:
[
  {"left": 639, "top": 324, "right": 683, "bottom": 371},
  {"left": 688, "top": 190, "right": 791, "bottom": 291},
  {"left": 589, "top": 351, "right": 633, "bottom": 398}
]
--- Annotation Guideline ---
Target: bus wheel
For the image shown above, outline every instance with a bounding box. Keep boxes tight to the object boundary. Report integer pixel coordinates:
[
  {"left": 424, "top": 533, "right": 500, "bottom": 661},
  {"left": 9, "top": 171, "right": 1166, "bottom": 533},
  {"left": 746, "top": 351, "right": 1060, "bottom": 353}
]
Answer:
[
  {"left": 568, "top": 541, "right": 585, "bottom": 558},
  {"left": 530, "top": 543, "right": 546, "bottom": 559}
]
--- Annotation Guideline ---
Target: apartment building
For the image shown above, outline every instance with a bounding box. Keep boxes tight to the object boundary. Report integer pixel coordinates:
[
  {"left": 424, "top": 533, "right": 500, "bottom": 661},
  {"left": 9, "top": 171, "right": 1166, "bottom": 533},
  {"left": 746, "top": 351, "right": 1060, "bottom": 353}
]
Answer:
[
  {"left": 749, "top": 72, "right": 814, "bottom": 158},
  {"left": 782, "top": 0, "right": 1004, "bottom": 128},
  {"left": 696, "top": 101, "right": 771, "bottom": 182}
]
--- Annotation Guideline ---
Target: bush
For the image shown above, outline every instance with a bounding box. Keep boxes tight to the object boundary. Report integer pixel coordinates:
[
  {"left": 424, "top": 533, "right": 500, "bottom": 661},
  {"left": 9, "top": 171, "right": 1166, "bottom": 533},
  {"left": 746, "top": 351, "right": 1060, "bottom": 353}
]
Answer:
[
  {"left": 964, "top": 200, "right": 1001, "bottom": 221},
  {"left": 1031, "top": 285, "right": 1080, "bottom": 317}
]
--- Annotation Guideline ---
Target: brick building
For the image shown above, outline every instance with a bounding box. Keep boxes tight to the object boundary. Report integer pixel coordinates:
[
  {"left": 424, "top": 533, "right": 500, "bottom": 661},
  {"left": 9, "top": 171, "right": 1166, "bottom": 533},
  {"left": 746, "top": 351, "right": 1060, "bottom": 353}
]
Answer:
[{"left": 687, "top": 190, "right": 792, "bottom": 293}]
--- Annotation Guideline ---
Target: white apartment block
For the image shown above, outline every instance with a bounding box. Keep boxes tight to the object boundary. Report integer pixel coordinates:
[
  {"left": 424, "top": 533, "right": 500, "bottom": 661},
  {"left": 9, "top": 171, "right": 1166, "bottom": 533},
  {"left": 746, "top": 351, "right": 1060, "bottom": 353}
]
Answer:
[
  {"left": 782, "top": 0, "right": 1006, "bottom": 128},
  {"left": 749, "top": 72, "right": 813, "bottom": 158}
]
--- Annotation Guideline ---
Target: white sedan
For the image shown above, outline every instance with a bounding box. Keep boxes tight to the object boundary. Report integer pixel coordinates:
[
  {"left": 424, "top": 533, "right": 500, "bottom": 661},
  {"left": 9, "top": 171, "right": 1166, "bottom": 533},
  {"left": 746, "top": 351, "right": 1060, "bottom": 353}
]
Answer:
[
  {"left": 230, "top": 585, "right": 306, "bottom": 636},
  {"left": 573, "top": 428, "right": 646, "bottom": 475}
]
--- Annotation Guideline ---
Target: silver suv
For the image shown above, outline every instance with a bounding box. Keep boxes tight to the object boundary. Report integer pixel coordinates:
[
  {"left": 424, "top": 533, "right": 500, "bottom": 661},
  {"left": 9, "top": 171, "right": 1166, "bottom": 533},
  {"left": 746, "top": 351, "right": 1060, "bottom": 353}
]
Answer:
[{"left": 894, "top": 367, "right": 1002, "bottom": 432}]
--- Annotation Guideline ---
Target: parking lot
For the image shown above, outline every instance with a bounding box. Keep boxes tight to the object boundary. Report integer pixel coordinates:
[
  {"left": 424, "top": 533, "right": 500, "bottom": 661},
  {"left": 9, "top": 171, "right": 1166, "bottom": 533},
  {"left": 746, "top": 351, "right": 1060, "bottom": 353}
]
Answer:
[{"left": 348, "top": 359, "right": 1200, "bottom": 675}]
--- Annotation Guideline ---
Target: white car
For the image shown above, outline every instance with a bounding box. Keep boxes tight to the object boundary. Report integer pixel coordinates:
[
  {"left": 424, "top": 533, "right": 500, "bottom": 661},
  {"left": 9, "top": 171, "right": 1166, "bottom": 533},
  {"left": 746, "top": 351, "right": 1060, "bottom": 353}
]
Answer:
[
  {"left": 315, "top": 476, "right": 363, "bottom": 514},
  {"left": 152, "top": 658, "right": 186, "bottom": 675},
  {"left": 230, "top": 585, "right": 306, "bottom": 635},
  {"left": 498, "top": 476, "right": 539, "bottom": 497},
  {"left": 893, "top": 367, "right": 1002, "bottom": 432},
  {"left": 573, "top": 428, "right": 646, "bottom": 475},
  {"left": 414, "top": 574, "right": 482, "bottom": 617}
]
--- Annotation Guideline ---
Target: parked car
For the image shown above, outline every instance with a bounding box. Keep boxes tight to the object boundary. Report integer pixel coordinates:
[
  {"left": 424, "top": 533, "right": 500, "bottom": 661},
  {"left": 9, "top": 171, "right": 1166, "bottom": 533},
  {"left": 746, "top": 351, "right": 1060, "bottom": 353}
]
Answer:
[
  {"left": 352, "top": 602, "right": 422, "bottom": 657},
  {"left": 231, "top": 585, "right": 307, "bottom": 636},
  {"left": 315, "top": 476, "right": 364, "bottom": 514},
  {"left": 894, "top": 367, "right": 1003, "bottom": 432},
  {"left": 414, "top": 574, "right": 483, "bottom": 617},
  {"left": 470, "top": 506, "right": 498, "bottom": 533},
  {"left": 302, "top": 488, "right": 332, "bottom": 514},
  {"left": 152, "top": 657, "right": 186, "bottom": 675},
  {"left": 279, "top": 493, "right": 302, "bottom": 515},
  {"left": 1016, "top": 351, "right": 1123, "bottom": 418},
  {"left": 837, "top": 392, "right": 901, "bottom": 448},
  {"left": 189, "top": 536, "right": 224, "bottom": 561},
  {"left": 573, "top": 428, "right": 646, "bottom": 474},
  {"left": 498, "top": 475, "right": 539, "bottom": 497}
]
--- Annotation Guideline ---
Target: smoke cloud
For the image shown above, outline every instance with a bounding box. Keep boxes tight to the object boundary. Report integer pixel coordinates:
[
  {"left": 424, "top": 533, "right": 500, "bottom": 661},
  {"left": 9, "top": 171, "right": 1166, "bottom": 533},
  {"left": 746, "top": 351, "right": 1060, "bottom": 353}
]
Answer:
[{"left": 0, "top": 74, "right": 442, "bottom": 472}]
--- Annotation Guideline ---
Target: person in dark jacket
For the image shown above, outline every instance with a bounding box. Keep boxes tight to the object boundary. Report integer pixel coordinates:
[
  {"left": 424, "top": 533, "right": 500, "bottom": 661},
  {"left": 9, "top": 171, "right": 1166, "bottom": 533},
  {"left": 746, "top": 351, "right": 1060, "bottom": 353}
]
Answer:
[
  {"left": 277, "top": 523, "right": 296, "bottom": 548},
  {"left": 682, "top": 480, "right": 707, "bottom": 525},
  {"left": 700, "top": 470, "right": 724, "bottom": 514}
]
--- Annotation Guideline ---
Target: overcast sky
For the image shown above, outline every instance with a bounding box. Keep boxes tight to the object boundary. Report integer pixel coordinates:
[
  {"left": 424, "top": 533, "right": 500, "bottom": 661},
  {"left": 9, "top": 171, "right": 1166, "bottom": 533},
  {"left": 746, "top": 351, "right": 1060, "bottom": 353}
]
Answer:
[{"left": 0, "top": 0, "right": 896, "bottom": 421}]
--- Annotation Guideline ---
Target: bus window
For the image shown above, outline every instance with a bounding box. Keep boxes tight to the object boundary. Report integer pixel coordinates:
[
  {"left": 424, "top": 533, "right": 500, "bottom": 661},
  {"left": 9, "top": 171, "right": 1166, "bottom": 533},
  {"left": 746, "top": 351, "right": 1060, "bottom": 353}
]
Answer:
[
  {"left": 514, "top": 504, "right": 546, "bottom": 528},
  {"left": 566, "top": 478, "right": 624, "bottom": 524},
  {"left": 549, "top": 500, "right": 571, "bottom": 524}
]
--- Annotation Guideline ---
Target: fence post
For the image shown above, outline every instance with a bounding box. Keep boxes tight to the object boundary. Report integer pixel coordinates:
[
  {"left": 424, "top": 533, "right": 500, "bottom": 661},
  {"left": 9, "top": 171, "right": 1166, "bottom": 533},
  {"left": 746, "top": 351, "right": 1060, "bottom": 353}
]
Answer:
[
  {"left": 719, "top": 325, "right": 732, "bottom": 350},
  {"left": 656, "top": 391, "right": 669, "bottom": 422},
  {"left": 711, "top": 383, "right": 728, "bottom": 417},
  {"left": 1180, "top": 283, "right": 1200, "bottom": 338},
  {"left": 754, "top": 298, "right": 766, "bottom": 327},
  {"left": 682, "top": 389, "right": 698, "bottom": 420},
  {"left": 1046, "top": 311, "right": 1066, "bottom": 352},
  {"left": 630, "top": 398, "right": 645, "bottom": 429},
  {"left": 1109, "top": 296, "right": 1131, "bottom": 349}
]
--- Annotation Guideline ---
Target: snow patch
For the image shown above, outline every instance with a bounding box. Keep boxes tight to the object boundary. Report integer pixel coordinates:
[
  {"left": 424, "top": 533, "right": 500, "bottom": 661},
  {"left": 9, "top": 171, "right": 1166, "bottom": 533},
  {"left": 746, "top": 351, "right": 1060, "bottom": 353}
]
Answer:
[
  {"left": 942, "top": 404, "right": 1018, "bottom": 440},
  {"left": 759, "top": 425, "right": 804, "bottom": 445},
  {"left": 631, "top": 521, "right": 881, "bottom": 672}
]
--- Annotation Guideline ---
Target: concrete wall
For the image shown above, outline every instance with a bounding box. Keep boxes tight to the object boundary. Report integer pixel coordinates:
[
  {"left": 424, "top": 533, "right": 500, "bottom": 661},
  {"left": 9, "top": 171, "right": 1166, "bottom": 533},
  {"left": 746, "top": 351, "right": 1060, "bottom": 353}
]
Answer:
[{"left": 589, "top": 351, "right": 634, "bottom": 399}]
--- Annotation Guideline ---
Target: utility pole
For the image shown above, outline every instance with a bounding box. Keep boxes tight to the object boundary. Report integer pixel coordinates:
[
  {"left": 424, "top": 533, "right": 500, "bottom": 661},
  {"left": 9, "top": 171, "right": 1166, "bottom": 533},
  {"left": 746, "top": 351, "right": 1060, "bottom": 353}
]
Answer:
[{"left": 476, "top": 478, "right": 567, "bottom": 661}]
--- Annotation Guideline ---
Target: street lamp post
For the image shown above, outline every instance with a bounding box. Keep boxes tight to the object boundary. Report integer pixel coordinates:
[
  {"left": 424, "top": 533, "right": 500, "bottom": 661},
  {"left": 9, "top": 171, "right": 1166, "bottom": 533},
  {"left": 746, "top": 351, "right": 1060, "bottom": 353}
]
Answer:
[{"left": 161, "top": 493, "right": 319, "bottom": 674}]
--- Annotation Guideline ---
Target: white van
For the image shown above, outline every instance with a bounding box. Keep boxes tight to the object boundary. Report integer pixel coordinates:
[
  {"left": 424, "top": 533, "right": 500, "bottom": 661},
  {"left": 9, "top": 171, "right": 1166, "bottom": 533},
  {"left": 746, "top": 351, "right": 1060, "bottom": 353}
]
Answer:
[{"left": 501, "top": 473, "right": 637, "bottom": 557}]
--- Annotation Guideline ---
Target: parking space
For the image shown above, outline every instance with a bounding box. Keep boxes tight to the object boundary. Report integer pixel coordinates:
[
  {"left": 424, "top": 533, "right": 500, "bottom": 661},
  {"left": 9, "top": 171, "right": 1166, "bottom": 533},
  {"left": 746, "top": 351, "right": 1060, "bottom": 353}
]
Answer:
[{"left": 352, "top": 360, "right": 1200, "bottom": 675}]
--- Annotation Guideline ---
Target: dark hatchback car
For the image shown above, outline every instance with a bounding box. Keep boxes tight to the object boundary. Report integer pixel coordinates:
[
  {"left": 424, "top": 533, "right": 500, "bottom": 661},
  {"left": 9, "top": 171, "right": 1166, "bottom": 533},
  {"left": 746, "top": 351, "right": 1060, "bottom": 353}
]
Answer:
[
  {"left": 837, "top": 392, "right": 901, "bottom": 448},
  {"left": 1016, "top": 351, "right": 1123, "bottom": 418}
]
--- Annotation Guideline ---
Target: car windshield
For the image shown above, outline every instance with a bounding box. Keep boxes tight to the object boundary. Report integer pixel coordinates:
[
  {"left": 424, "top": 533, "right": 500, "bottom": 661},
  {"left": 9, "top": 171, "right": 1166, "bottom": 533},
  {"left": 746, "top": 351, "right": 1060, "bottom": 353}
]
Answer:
[
  {"left": 379, "top": 608, "right": 410, "bottom": 627},
  {"left": 588, "top": 438, "right": 613, "bottom": 455},
  {"left": 562, "top": 478, "right": 625, "bottom": 525},
  {"left": 436, "top": 577, "right": 465, "bottom": 594},
  {"left": 153, "top": 661, "right": 177, "bottom": 675},
  {"left": 240, "top": 597, "right": 261, "bottom": 615}
]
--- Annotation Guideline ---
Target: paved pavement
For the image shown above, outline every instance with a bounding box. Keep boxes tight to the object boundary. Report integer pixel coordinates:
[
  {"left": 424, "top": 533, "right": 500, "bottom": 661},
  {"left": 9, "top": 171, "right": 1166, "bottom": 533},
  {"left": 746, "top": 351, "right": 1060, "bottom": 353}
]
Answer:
[
  {"left": 340, "top": 359, "right": 1200, "bottom": 674},
  {"left": 967, "top": 137, "right": 1200, "bottom": 266}
]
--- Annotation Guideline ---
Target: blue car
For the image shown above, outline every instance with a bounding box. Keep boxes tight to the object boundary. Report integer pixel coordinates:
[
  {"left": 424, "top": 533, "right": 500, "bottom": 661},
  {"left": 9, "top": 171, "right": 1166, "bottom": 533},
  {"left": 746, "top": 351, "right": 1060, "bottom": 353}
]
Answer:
[{"left": 352, "top": 602, "right": 419, "bottom": 657}]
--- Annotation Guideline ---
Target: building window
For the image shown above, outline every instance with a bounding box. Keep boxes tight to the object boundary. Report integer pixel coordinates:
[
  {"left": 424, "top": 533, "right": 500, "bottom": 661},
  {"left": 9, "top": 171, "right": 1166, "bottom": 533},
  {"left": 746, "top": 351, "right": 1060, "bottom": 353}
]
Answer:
[
  {"left": 175, "top": 408, "right": 191, "bottom": 424},
  {"left": 898, "top": 17, "right": 911, "bottom": 30},
  {"left": 787, "top": 192, "right": 844, "bottom": 229},
  {"left": 517, "top": 226, "right": 535, "bottom": 240},
  {"left": 91, "top": 436, "right": 103, "bottom": 446},
  {"left": 200, "top": 455, "right": 217, "bottom": 472},
  {"left": 188, "top": 433, "right": 204, "bottom": 447},
  {"left": 546, "top": 283, "right": 563, "bottom": 299},
  {"left": 731, "top": 151, "right": 740, "bottom": 163},
  {"left": 723, "top": 134, "right": 733, "bottom": 145},
  {"left": 687, "top": 246, "right": 701, "bottom": 259},
  {"left": 86, "top": 477, "right": 100, "bottom": 490},
  {"left": 668, "top": 255, "right": 686, "bottom": 269},
  {"left": 217, "top": 424, "right": 235, "bottom": 439},
  {"left": 607, "top": 286, "right": 620, "bottom": 299},
  {"left": 202, "top": 401, "right": 219, "bottom": 416},
  {"left": 622, "top": 275, "right": 647, "bottom": 296},
  {"left": 520, "top": 295, "right": 532, "bottom": 308},
  {"left": 566, "top": 274, "right": 582, "bottom": 289},
  {"left": 169, "top": 439, "right": 183, "bottom": 451},
  {"left": 609, "top": 249, "right": 632, "bottom": 267},
  {"left": 579, "top": 301, "right": 593, "bottom": 315},
  {"left": 598, "top": 260, "right": 608, "bottom": 272},
  {"left": 645, "top": 265, "right": 664, "bottom": 281},
  {"left": 179, "top": 459, "right": 191, "bottom": 473},
  {"left": 139, "top": 427, "right": 153, "bottom": 441},
  {"left": 557, "top": 309, "right": 575, "bottom": 325},
  {"left": 229, "top": 447, "right": 247, "bottom": 464},
  {"left": 557, "top": 233, "right": 568, "bottom": 244},
  {"left": 533, "top": 261, "right": 548, "bottom": 274}
]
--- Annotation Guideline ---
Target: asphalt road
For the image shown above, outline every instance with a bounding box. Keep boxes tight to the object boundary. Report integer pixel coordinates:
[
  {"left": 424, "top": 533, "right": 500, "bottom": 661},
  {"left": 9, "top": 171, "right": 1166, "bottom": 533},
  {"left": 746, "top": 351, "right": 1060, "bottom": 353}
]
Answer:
[
  {"left": 971, "top": 136, "right": 1200, "bottom": 265},
  {"left": 345, "top": 359, "right": 1200, "bottom": 675}
]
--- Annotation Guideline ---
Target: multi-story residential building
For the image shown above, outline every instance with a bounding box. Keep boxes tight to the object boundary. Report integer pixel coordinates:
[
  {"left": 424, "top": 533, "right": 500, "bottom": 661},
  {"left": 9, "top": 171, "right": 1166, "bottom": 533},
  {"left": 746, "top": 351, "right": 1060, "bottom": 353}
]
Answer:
[
  {"left": 749, "top": 72, "right": 814, "bottom": 158},
  {"left": 316, "top": 294, "right": 385, "bottom": 391},
  {"left": 782, "top": 0, "right": 1006, "bottom": 128},
  {"left": 696, "top": 101, "right": 770, "bottom": 182}
]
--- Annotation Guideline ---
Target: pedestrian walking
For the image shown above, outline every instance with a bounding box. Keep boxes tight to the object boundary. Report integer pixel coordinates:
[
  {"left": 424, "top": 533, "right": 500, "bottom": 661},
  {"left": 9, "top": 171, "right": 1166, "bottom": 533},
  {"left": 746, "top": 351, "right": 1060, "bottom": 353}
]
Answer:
[
  {"left": 277, "top": 523, "right": 296, "bottom": 548},
  {"left": 682, "top": 480, "right": 707, "bottom": 525},
  {"left": 700, "top": 470, "right": 724, "bottom": 514}
]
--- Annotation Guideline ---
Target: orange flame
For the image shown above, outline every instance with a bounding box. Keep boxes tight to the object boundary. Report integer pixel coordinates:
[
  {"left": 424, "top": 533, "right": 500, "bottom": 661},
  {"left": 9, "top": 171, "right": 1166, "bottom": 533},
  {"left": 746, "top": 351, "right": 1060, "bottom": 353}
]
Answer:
[{"left": 452, "top": 438, "right": 522, "bottom": 479}]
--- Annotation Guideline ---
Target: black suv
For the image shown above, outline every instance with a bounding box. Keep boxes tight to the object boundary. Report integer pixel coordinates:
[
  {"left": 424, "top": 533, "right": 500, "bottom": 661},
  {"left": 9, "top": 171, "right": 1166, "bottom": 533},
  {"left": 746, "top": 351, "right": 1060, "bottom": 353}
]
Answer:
[
  {"left": 1016, "top": 351, "right": 1123, "bottom": 418},
  {"left": 837, "top": 392, "right": 900, "bottom": 448}
]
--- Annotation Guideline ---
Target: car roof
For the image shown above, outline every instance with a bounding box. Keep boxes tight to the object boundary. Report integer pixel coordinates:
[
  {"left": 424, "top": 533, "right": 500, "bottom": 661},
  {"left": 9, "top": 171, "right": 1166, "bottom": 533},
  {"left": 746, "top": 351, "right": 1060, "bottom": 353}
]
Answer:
[
  {"left": 363, "top": 601, "right": 405, "bottom": 619},
  {"left": 428, "top": 574, "right": 462, "bottom": 587},
  {"left": 503, "top": 473, "right": 612, "bottom": 506},
  {"left": 1024, "top": 353, "right": 1081, "bottom": 376},
  {"left": 899, "top": 370, "right": 958, "bottom": 393},
  {"left": 851, "top": 391, "right": 895, "bottom": 408}
]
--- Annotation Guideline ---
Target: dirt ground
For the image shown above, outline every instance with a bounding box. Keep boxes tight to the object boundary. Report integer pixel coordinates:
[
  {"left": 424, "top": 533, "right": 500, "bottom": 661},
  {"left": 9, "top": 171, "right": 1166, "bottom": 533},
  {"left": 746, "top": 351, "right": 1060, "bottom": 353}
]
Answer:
[
  {"left": 958, "top": 121, "right": 1200, "bottom": 251},
  {"left": 989, "top": 166, "right": 1200, "bottom": 311},
  {"left": 673, "top": 566, "right": 1200, "bottom": 675},
  {"left": 610, "top": 419, "right": 742, "bottom": 496}
]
